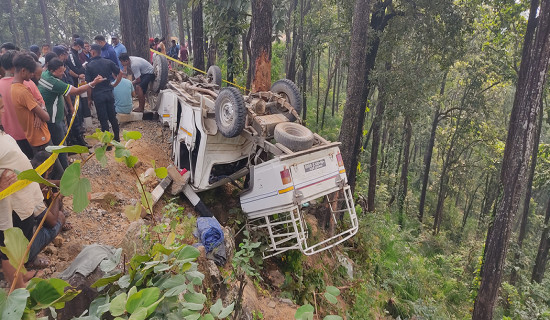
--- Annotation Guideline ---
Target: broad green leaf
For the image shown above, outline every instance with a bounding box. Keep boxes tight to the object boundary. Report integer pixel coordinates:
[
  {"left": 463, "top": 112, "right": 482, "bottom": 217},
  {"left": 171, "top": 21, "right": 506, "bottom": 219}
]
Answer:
[
  {"left": 155, "top": 167, "right": 168, "bottom": 179},
  {"left": 164, "top": 284, "right": 187, "bottom": 297},
  {"left": 123, "top": 131, "right": 142, "bottom": 141},
  {"left": 124, "top": 156, "right": 139, "bottom": 168},
  {"left": 45, "top": 145, "right": 89, "bottom": 154},
  {"left": 128, "top": 307, "right": 147, "bottom": 320},
  {"left": 28, "top": 278, "right": 71, "bottom": 309},
  {"left": 124, "top": 203, "right": 142, "bottom": 222},
  {"left": 100, "top": 248, "right": 122, "bottom": 272},
  {"left": 325, "top": 286, "right": 340, "bottom": 297},
  {"left": 145, "top": 297, "right": 164, "bottom": 317},
  {"left": 184, "top": 313, "right": 200, "bottom": 320},
  {"left": 95, "top": 146, "right": 108, "bottom": 167},
  {"left": 115, "top": 147, "right": 131, "bottom": 159},
  {"left": 118, "top": 275, "right": 131, "bottom": 289},
  {"left": 201, "top": 315, "right": 215, "bottom": 320},
  {"left": 294, "top": 304, "right": 314, "bottom": 320},
  {"left": 217, "top": 302, "right": 234, "bottom": 318},
  {"left": 109, "top": 293, "right": 127, "bottom": 316},
  {"left": 60, "top": 163, "right": 91, "bottom": 212},
  {"left": 183, "top": 302, "right": 204, "bottom": 311},
  {"left": 91, "top": 272, "right": 122, "bottom": 288},
  {"left": 49, "top": 288, "right": 81, "bottom": 309},
  {"left": 17, "top": 169, "right": 57, "bottom": 187},
  {"left": 140, "top": 191, "right": 153, "bottom": 212},
  {"left": 127, "top": 287, "right": 137, "bottom": 298},
  {"left": 150, "top": 243, "right": 174, "bottom": 256},
  {"left": 184, "top": 292, "right": 206, "bottom": 305},
  {"left": 164, "top": 232, "right": 176, "bottom": 247},
  {"left": 209, "top": 299, "right": 223, "bottom": 317},
  {"left": 324, "top": 292, "right": 337, "bottom": 305},
  {"left": 0, "top": 288, "right": 29, "bottom": 319},
  {"left": 88, "top": 295, "right": 110, "bottom": 318},
  {"left": 125, "top": 287, "right": 160, "bottom": 314},
  {"left": 0, "top": 227, "right": 29, "bottom": 272},
  {"left": 323, "top": 316, "right": 343, "bottom": 320},
  {"left": 153, "top": 263, "right": 171, "bottom": 273},
  {"left": 159, "top": 275, "right": 186, "bottom": 289},
  {"left": 177, "top": 246, "right": 200, "bottom": 260}
]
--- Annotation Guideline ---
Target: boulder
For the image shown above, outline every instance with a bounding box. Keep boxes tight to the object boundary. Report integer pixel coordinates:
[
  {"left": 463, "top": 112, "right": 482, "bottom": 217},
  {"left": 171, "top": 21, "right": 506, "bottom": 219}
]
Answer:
[{"left": 119, "top": 219, "right": 147, "bottom": 257}]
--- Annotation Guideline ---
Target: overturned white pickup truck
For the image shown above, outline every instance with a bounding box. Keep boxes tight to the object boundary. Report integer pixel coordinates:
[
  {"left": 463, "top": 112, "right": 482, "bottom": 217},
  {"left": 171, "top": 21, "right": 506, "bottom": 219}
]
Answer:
[{"left": 151, "top": 59, "right": 358, "bottom": 258}]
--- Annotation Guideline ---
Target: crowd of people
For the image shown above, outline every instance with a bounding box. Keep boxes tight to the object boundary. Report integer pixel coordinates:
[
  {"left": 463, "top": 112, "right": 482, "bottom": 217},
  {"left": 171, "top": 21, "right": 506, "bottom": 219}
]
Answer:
[{"left": 0, "top": 33, "right": 160, "bottom": 288}]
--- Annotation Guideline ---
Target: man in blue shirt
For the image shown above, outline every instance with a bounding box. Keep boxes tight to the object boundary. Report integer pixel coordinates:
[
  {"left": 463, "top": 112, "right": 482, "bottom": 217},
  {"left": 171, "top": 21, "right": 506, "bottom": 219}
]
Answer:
[
  {"left": 111, "top": 35, "right": 127, "bottom": 70},
  {"left": 93, "top": 35, "right": 118, "bottom": 67},
  {"left": 113, "top": 78, "right": 134, "bottom": 114}
]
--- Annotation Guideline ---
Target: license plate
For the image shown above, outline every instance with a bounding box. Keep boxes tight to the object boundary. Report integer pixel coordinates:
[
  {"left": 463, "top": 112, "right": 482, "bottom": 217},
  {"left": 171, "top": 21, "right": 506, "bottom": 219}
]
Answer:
[{"left": 304, "top": 159, "right": 326, "bottom": 172}]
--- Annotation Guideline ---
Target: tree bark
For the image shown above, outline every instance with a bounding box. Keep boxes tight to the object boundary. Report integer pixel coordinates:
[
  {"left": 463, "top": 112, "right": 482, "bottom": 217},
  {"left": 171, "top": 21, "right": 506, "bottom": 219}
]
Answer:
[
  {"left": 510, "top": 100, "right": 544, "bottom": 285},
  {"left": 419, "top": 72, "right": 447, "bottom": 222},
  {"left": 321, "top": 52, "right": 339, "bottom": 129},
  {"left": 176, "top": 0, "right": 186, "bottom": 45},
  {"left": 5, "top": 0, "right": 18, "bottom": 44},
  {"left": 473, "top": 1, "right": 550, "bottom": 318},
  {"left": 250, "top": 0, "right": 272, "bottom": 92},
  {"left": 192, "top": 0, "right": 205, "bottom": 73},
  {"left": 185, "top": 1, "right": 192, "bottom": 56},
  {"left": 532, "top": 197, "right": 550, "bottom": 283},
  {"left": 158, "top": 0, "right": 171, "bottom": 40},
  {"left": 38, "top": 0, "right": 51, "bottom": 45},
  {"left": 286, "top": 0, "right": 299, "bottom": 81},
  {"left": 398, "top": 116, "right": 412, "bottom": 225},
  {"left": 207, "top": 40, "right": 217, "bottom": 70},
  {"left": 119, "top": 0, "right": 150, "bottom": 60}
]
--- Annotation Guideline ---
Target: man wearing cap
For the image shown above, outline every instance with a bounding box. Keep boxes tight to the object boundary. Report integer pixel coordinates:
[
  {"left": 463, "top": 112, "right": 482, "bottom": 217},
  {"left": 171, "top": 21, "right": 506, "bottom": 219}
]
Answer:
[
  {"left": 85, "top": 44, "right": 122, "bottom": 142},
  {"left": 119, "top": 53, "right": 155, "bottom": 113},
  {"left": 111, "top": 35, "right": 127, "bottom": 70},
  {"left": 93, "top": 35, "right": 118, "bottom": 67},
  {"left": 29, "top": 45, "right": 41, "bottom": 60}
]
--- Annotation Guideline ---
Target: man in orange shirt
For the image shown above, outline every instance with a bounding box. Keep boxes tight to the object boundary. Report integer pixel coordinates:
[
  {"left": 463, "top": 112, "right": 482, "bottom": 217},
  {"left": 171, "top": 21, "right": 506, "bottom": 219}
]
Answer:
[{"left": 11, "top": 53, "right": 63, "bottom": 179}]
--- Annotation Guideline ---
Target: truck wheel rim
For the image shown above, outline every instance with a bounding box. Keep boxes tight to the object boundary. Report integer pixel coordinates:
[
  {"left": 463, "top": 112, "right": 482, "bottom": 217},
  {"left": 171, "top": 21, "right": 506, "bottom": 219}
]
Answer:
[{"left": 221, "top": 102, "right": 234, "bottom": 126}]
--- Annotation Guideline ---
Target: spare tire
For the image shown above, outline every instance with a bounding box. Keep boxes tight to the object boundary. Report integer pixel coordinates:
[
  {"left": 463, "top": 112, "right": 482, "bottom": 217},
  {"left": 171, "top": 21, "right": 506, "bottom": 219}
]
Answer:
[
  {"left": 270, "top": 79, "right": 302, "bottom": 121},
  {"left": 151, "top": 54, "right": 168, "bottom": 93},
  {"left": 207, "top": 65, "right": 222, "bottom": 88},
  {"left": 274, "top": 122, "right": 314, "bottom": 152},
  {"left": 215, "top": 87, "right": 247, "bottom": 138}
]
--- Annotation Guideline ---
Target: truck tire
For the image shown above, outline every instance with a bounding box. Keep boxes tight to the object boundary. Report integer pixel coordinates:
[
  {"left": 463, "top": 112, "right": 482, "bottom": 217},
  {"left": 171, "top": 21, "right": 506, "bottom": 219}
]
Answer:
[
  {"left": 270, "top": 79, "right": 302, "bottom": 121},
  {"left": 151, "top": 54, "right": 168, "bottom": 93},
  {"left": 207, "top": 65, "right": 222, "bottom": 88},
  {"left": 215, "top": 87, "right": 247, "bottom": 138},
  {"left": 274, "top": 122, "right": 314, "bottom": 152}
]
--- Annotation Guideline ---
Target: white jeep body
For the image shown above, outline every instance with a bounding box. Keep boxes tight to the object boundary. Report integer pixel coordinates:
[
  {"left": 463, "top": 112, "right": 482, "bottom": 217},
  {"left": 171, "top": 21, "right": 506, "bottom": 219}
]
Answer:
[{"left": 157, "top": 83, "right": 358, "bottom": 258}]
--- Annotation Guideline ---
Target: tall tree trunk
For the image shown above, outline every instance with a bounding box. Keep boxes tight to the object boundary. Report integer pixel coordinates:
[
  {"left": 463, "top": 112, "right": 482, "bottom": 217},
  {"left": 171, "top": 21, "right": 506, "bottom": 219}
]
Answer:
[
  {"left": 532, "top": 197, "right": 550, "bottom": 283},
  {"left": 419, "top": 72, "right": 447, "bottom": 222},
  {"left": 387, "top": 134, "right": 403, "bottom": 207},
  {"left": 286, "top": 0, "right": 299, "bottom": 81},
  {"left": 315, "top": 49, "right": 321, "bottom": 126},
  {"left": 38, "top": 0, "right": 51, "bottom": 45},
  {"left": 461, "top": 181, "right": 482, "bottom": 232},
  {"left": 510, "top": 100, "right": 544, "bottom": 285},
  {"left": 207, "top": 40, "right": 217, "bottom": 70},
  {"left": 242, "top": 33, "right": 248, "bottom": 71},
  {"left": 119, "top": 0, "right": 150, "bottom": 60},
  {"left": 185, "top": 2, "right": 192, "bottom": 56},
  {"left": 473, "top": 1, "right": 550, "bottom": 318},
  {"left": 158, "top": 0, "right": 171, "bottom": 39},
  {"left": 398, "top": 116, "right": 412, "bottom": 225},
  {"left": 176, "top": 0, "right": 186, "bottom": 45},
  {"left": 331, "top": 62, "right": 338, "bottom": 116},
  {"left": 339, "top": 0, "right": 395, "bottom": 190},
  {"left": 250, "top": 0, "right": 272, "bottom": 92},
  {"left": 192, "top": 0, "right": 205, "bottom": 73},
  {"left": 321, "top": 52, "right": 339, "bottom": 129},
  {"left": 5, "top": 0, "right": 18, "bottom": 44},
  {"left": 227, "top": 41, "right": 235, "bottom": 83}
]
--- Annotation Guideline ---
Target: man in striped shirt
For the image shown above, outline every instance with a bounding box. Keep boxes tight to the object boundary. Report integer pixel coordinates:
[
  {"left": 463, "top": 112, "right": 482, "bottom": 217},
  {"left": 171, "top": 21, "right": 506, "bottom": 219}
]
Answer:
[{"left": 38, "top": 58, "right": 104, "bottom": 168}]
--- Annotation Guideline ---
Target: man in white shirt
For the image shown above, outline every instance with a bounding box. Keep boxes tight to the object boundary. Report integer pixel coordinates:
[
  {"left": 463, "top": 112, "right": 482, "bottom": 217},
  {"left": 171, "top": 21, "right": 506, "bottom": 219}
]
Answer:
[{"left": 118, "top": 53, "right": 155, "bottom": 113}]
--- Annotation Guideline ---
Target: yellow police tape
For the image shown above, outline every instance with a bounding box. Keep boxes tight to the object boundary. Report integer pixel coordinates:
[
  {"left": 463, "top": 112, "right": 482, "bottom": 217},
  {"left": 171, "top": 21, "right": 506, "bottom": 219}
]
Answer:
[
  {"left": 149, "top": 48, "right": 247, "bottom": 92},
  {"left": 0, "top": 96, "right": 81, "bottom": 200}
]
